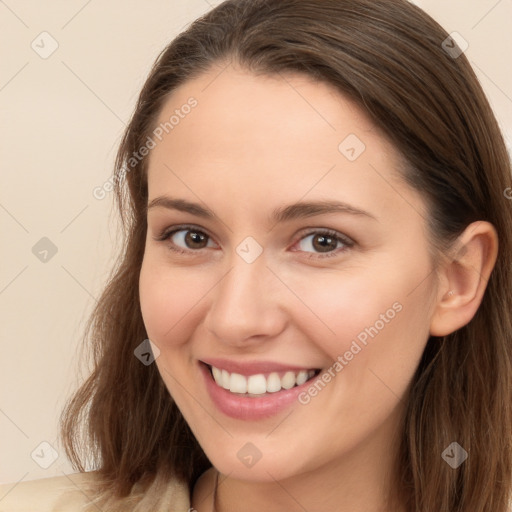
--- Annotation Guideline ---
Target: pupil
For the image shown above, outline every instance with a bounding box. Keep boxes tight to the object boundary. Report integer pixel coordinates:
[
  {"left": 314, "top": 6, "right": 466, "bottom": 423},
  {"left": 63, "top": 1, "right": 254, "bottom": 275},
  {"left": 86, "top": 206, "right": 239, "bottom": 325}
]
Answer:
[
  {"left": 186, "top": 231, "right": 207, "bottom": 248},
  {"left": 313, "top": 234, "right": 336, "bottom": 253}
]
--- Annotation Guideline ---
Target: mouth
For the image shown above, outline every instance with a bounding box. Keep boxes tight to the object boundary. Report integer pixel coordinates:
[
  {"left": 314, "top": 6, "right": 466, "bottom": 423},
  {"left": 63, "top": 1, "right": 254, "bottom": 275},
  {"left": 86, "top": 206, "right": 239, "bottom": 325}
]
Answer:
[{"left": 203, "top": 362, "right": 322, "bottom": 398}]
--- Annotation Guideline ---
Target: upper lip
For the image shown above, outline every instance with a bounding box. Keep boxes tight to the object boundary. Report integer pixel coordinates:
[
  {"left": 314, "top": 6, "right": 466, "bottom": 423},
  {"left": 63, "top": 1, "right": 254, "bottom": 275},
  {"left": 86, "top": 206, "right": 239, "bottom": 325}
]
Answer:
[{"left": 200, "top": 358, "right": 320, "bottom": 376}]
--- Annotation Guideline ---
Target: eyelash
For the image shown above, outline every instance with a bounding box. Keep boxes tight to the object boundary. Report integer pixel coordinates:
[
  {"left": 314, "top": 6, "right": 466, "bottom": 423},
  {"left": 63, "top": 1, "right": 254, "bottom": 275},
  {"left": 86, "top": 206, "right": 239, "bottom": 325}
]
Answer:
[{"left": 153, "top": 224, "right": 354, "bottom": 259}]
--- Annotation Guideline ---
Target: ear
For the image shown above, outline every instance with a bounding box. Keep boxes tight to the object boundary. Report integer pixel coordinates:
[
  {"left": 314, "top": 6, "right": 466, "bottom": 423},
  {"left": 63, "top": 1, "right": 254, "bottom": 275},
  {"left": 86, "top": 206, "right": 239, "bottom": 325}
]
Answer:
[{"left": 429, "top": 221, "right": 498, "bottom": 337}]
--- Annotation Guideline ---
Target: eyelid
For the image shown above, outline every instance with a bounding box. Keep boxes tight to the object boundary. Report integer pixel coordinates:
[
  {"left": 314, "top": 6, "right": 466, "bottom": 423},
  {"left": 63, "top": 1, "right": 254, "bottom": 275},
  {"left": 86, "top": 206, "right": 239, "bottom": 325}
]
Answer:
[
  {"left": 288, "top": 227, "right": 354, "bottom": 258},
  {"left": 154, "top": 222, "right": 205, "bottom": 237},
  {"left": 154, "top": 224, "right": 355, "bottom": 258},
  {"left": 291, "top": 227, "right": 354, "bottom": 247},
  {"left": 153, "top": 223, "right": 218, "bottom": 247}
]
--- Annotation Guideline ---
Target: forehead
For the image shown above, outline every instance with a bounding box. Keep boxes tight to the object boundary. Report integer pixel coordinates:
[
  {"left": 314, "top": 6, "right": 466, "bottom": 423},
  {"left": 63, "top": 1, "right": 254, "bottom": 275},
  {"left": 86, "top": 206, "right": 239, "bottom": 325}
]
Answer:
[
  {"left": 151, "top": 65, "right": 383, "bottom": 161},
  {"left": 146, "top": 65, "right": 424, "bottom": 224}
]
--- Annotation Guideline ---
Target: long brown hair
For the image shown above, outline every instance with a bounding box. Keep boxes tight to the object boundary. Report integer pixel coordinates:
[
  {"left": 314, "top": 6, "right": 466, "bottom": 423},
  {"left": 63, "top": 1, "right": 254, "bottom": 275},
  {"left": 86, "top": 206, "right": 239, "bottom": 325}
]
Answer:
[{"left": 60, "top": 0, "right": 512, "bottom": 510}]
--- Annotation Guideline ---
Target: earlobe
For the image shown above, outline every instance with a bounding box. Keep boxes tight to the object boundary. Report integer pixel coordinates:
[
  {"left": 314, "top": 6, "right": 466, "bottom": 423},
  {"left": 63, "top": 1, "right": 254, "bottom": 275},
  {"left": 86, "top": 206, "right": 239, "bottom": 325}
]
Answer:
[{"left": 429, "top": 221, "right": 498, "bottom": 337}]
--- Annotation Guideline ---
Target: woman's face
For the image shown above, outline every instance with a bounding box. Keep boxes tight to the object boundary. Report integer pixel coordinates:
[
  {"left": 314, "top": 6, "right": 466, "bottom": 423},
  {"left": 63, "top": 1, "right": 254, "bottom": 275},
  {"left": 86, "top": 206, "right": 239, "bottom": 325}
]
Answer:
[{"left": 139, "top": 64, "right": 438, "bottom": 482}]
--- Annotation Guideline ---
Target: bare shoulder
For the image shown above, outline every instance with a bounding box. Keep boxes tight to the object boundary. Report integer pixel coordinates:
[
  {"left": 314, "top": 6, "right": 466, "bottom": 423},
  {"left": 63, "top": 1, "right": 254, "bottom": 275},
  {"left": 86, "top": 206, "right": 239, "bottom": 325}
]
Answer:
[{"left": 0, "top": 472, "right": 99, "bottom": 512}]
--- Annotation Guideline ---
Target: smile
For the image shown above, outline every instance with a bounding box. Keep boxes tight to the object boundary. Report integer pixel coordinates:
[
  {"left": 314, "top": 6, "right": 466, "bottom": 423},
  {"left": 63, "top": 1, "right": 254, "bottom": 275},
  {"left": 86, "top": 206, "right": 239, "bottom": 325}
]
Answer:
[
  {"left": 208, "top": 364, "right": 321, "bottom": 396},
  {"left": 199, "top": 361, "right": 324, "bottom": 420}
]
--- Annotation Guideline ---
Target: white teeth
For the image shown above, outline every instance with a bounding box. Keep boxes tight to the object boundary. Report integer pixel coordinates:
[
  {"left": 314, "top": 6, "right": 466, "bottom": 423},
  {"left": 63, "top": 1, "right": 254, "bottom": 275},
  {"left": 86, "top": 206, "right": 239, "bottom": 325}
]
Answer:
[
  {"left": 266, "top": 372, "right": 281, "bottom": 393},
  {"left": 230, "top": 372, "right": 247, "bottom": 393},
  {"left": 210, "top": 365, "right": 318, "bottom": 395},
  {"left": 281, "top": 371, "right": 296, "bottom": 390},
  {"left": 212, "top": 366, "right": 222, "bottom": 383},
  {"left": 221, "top": 369, "right": 230, "bottom": 390},
  {"left": 247, "top": 374, "right": 267, "bottom": 394},
  {"left": 296, "top": 370, "right": 309, "bottom": 386}
]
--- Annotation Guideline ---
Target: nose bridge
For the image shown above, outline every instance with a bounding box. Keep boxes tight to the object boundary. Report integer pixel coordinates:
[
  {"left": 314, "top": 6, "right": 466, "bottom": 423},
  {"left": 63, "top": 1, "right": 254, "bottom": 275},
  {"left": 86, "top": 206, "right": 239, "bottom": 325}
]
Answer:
[{"left": 205, "top": 251, "right": 285, "bottom": 343}]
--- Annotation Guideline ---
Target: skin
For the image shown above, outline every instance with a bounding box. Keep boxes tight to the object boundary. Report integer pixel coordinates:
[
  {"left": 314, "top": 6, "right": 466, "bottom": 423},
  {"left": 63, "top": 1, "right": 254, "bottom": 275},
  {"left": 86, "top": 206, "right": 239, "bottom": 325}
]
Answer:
[{"left": 138, "top": 62, "right": 498, "bottom": 512}]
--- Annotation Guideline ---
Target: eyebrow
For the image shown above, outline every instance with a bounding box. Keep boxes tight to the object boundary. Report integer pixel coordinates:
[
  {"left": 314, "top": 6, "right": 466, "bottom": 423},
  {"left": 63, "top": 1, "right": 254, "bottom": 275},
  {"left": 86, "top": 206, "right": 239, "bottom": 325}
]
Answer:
[{"left": 146, "top": 196, "right": 377, "bottom": 223}]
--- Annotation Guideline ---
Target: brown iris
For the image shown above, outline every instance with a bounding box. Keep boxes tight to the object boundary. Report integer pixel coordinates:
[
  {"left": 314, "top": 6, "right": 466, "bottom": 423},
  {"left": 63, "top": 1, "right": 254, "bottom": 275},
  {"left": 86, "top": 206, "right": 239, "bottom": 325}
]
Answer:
[
  {"left": 185, "top": 230, "right": 209, "bottom": 249},
  {"left": 311, "top": 234, "right": 338, "bottom": 253}
]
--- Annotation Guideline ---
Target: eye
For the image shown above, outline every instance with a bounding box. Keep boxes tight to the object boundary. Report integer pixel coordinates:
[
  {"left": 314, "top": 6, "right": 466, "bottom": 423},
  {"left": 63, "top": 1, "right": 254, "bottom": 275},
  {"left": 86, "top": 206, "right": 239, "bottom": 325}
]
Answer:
[
  {"left": 293, "top": 229, "right": 354, "bottom": 258},
  {"left": 154, "top": 225, "right": 354, "bottom": 259},
  {"left": 154, "top": 225, "right": 217, "bottom": 254}
]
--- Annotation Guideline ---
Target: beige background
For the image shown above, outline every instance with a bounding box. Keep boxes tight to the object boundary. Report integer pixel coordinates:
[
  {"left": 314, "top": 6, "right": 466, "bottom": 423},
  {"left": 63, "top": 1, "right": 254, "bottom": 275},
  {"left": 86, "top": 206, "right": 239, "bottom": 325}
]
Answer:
[{"left": 1, "top": 0, "right": 511, "bottom": 485}]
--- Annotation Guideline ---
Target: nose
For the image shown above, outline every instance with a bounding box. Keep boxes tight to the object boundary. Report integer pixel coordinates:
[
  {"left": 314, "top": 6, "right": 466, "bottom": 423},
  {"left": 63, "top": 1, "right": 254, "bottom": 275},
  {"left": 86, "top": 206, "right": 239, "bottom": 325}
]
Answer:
[{"left": 204, "top": 255, "right": 288, "bottom": 347}]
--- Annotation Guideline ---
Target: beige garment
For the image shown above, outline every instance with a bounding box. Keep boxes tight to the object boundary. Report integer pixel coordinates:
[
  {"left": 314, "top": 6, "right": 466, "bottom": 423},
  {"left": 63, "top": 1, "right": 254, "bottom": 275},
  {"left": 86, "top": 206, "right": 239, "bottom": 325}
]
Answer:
[{"left": 0, "top": 471, "right": 192, "bottom": 512}]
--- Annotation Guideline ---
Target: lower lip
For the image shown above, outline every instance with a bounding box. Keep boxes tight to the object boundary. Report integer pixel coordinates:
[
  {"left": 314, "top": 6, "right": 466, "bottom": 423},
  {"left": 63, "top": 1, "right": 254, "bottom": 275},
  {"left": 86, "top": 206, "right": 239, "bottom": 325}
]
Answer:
[{"left": 199, "top": 362, "right": 318, "bottom": 420}]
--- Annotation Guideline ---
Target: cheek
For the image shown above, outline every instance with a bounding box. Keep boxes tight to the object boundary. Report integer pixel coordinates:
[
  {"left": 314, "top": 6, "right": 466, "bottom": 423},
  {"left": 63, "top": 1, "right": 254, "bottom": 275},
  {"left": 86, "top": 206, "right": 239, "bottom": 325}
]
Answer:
[
  {"left": 283, "top": 270, "right": 403, "bottom": 354},
  {"left": 286, "top": 257, "right": 432, "bottom": 387},
  {"left": 138, "top": 254, "right": 210, "bottom": 344}
]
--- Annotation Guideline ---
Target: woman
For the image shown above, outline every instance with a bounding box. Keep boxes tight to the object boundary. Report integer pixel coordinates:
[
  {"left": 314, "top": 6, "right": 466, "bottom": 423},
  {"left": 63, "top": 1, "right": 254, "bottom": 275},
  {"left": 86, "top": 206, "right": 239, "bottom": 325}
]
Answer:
[{"left": 1, "top": 0, "right": 511, "bottom": 510}]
